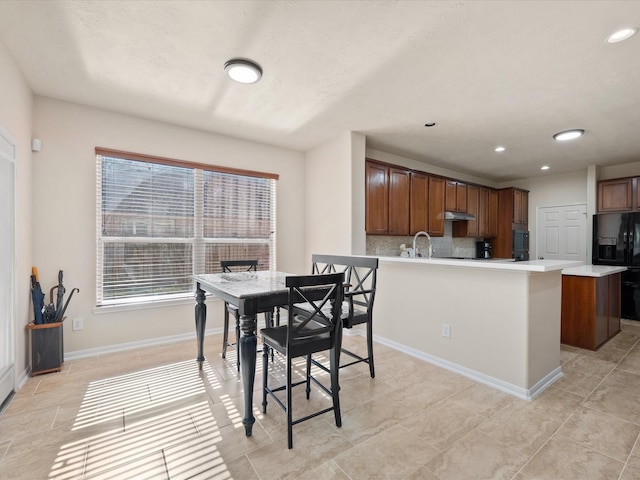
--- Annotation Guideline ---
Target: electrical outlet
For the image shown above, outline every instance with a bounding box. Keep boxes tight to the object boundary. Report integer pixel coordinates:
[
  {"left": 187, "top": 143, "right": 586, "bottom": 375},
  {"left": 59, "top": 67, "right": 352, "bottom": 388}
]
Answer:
[
  {"left": 442, "top": 323, "right": 451, "bottom": 338},
  {"left": 72, "top": 318, "right": 83, "bottom": 331}
]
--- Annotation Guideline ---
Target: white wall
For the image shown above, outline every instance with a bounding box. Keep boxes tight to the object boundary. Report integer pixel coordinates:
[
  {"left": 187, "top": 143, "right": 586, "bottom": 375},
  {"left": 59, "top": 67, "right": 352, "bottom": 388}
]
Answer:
[
  {"left": 508, "top": 170, "right": 588, "bottom": 260},
  {"left": 0, "top": 42, "right": 34, "bottom": 382},
  {"left": 350, "top": 132, "right": 367, "bottom": 255},
  {"left": 32, "top": 97, "right": 307, "bottom": 355},
  {"left": 600, "top": 161, "right": 640, "bottom": 180},
  {"left": 304, "top": 132, "right": 354, "bottom": 266}
]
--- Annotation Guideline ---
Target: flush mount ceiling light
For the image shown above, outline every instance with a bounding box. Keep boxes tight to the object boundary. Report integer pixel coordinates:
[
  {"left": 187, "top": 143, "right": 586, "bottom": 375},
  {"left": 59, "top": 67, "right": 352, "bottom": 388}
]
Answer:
[
  {"left": 494, "top": 146, "right": 506, "bottom": 152},
  {"left": 541, "top": 165, "right": 550, "bottom": 170},
  {"left": 606, "top": 27, "right": 638, "bottom": 43},
  {"left": 553, "top": 129, "right": 585, "bottom": 141},
  {"left": 224, "top": 59, "right": 262, "bottom": 84}
]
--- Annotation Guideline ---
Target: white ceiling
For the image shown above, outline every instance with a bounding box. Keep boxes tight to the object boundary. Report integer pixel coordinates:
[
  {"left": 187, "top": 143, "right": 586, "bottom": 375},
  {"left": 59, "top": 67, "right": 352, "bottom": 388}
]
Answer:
[{"left": 1, "top": 0, "right": 639, "bottom": 182}]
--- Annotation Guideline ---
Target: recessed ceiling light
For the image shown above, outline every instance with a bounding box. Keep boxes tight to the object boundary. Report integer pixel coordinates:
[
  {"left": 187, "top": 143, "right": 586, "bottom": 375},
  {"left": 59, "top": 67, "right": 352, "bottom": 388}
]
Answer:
[
  {"left": 494, "top": 146, "right": 506, "bottom": 152},
  {"left": 606, "top": 27, "right": 638, "bottom": 43},
  {"left": 224, "top": 59, "right": 262, "bottom": 84},
  {"left": 553, "top": 129, "right": 585, "bottom": 141},
  {"left": 424, "top": 122, "right": 436, "bottom": 127},
  {"left": 541, "top": 165, "right": 550, "bottom": 171}
]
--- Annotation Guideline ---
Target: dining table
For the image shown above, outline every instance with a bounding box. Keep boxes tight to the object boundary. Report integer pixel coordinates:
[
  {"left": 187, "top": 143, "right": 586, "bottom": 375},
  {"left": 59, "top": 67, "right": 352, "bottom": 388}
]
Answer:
[{"left": 192, "top": 270, "right": 292, "bottom": 436}]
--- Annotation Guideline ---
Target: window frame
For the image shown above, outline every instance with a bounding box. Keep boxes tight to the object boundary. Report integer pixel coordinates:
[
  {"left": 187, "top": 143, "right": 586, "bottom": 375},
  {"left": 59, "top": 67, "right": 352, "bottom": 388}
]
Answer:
[{"left": 95, "top": 147, "right": 278, "bottom": 308}]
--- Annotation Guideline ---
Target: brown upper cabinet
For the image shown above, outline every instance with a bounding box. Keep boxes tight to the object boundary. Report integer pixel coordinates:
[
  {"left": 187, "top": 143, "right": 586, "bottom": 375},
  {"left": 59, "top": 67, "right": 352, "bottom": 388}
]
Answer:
[
  {"left": 365, "top": 161, "right": 389, "bottom": 234},
  {"left": 512, "top": 188, "right": 528, "bottom": 225},
  {"left": 487, "top": 188, "right": 499, "bottom": 238},
  {"left": 409, "top": 171, "right": 429, "bottom": 235},
  {"left": 445, "top": 180, "right": 467, "bottom": 213},
  {"left": 365, "top": 159, "right": 501, "bottom": 238},
  {"left": 428, "top": 176, "right": 446, "bottom": 236},
  {"left": 597, "top": 178, "right": 634, "bottom": 212},
  {"left": 388, "top": 167, "right": 410, "bottom": 235},
  {"left": 364, "top": 160, "right": 411, "bottom": 236},
  {"left": 453, "top": 184, "right": 478, "bottom": 237}
]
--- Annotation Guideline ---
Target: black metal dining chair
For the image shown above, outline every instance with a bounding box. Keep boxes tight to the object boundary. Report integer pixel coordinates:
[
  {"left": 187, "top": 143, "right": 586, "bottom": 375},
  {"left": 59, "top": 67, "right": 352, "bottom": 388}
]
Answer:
[
  {"left": 309, "top": 254, "right": 379, "bottom": 377},
  {"left": 261, "top": 272, "right": 344, "bottom": 449},
  {"left": 221, "top": 259, "right": 258, "bottom": 371}
]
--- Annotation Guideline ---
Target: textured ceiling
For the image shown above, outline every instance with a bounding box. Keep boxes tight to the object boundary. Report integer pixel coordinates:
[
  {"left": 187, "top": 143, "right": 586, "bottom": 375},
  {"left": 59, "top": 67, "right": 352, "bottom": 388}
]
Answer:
[{"left": 1, "top": 0, "right": 639, "bottom": 181}]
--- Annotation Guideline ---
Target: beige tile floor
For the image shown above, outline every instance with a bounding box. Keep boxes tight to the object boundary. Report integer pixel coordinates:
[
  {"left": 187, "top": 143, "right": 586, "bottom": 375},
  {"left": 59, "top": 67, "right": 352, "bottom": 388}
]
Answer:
[{"left": 2, "top": 321, "right": 640, "bottom": 480}]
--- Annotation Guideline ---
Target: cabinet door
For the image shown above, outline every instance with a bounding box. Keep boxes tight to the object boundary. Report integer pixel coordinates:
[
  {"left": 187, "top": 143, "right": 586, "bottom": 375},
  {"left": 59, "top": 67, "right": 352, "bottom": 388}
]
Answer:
[
  {"left": 365, "top": 162, "right": 389, "bottom": 234},
  {"left": 388, "top": 168, "right": 410, "bottom": 235},
  {"left": 478, "top": 187, "right": 490, "bottom": 237},
  {"left": 598, "top": 178, "right": 633, "bottom": 212},
  {"left": 488, "top": 189, "right": 499, "bottom": 237},
  {"left": 445, "top": 180, "right": 467, "bottom": 212},
  {"left": 453, "top": 184, "right": 479, "bottom": 237},
  {"left": 512, "top": 189, "right": 529, "bottom": 225},
  {"left": 410, "top": 172, "right": 428, "bottom": 235},
  {"left": 428, "top": 176, "right": 445, "bottom": 236}
]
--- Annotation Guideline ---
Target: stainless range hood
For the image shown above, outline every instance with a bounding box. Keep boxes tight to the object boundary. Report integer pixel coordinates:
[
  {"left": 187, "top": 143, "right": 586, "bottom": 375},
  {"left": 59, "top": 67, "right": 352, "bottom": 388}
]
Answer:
[{"left": 444, "top": 211, "right": 476, "bottom": 221}]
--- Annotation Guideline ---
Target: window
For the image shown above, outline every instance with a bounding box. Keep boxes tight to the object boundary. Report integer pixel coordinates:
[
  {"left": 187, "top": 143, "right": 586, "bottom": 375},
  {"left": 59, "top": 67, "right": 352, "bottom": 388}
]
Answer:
[{"left": 96, "top": 148, "right": 277, "bottom": 306}]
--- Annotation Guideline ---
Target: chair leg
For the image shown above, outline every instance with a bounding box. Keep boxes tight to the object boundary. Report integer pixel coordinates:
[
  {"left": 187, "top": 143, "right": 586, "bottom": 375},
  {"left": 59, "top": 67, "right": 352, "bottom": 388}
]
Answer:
[
  {"left": 287, "top": 354, "right": 293, "bottom": 449},
  {"left": 234, "top": 311, "right": 241, "bottom": 371},
  {"left": 262, "top": 344, "right": 269, "bottom": 414},
  {"left": 222, "top": 305, "right": 230, "bottom": 359},
  {"left": 329, "top": 346, "right": 342, "bottom": 428},
  {"left": 366, "top": 320, "right": 375, "bottom": 378},
  {"left": 305, "top": 354, "right": 312, "bottom": 399}
]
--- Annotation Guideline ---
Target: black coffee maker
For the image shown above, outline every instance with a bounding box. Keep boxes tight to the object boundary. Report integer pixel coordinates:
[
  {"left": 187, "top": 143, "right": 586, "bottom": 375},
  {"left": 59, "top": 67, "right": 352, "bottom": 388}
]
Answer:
[{"left": 476, "top": 241, "right": 492, "bottom": 259}]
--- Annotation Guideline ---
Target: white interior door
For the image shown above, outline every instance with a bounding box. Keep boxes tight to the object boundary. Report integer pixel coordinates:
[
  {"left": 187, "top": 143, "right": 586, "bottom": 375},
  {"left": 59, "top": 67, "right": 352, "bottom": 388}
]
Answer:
[
  {"left": 0, "top": 128, "right": 16, "bottom": 407},
  {"left": 537, "top": 204, "right": 587, "bottom": 262}
]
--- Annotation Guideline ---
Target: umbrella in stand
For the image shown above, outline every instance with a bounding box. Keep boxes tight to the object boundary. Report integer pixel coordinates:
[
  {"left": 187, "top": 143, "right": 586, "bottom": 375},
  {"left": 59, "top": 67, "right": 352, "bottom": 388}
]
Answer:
[{"left": 31, "top": 267, "right": 45, "bottom": 325}]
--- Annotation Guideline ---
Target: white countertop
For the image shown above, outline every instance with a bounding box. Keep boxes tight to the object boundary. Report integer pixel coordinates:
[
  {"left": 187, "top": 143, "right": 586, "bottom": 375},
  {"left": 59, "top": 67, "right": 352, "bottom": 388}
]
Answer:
[
  {"left": 378, "top": 255, "right": 583, "bottom": 272},
  {"left": 562, "top": 265, "right": 627, "bottom": 277}
]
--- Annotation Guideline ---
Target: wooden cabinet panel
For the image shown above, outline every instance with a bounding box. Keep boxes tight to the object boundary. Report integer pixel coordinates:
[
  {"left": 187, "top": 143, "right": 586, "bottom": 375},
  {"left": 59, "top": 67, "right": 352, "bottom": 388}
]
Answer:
[
  {"left": 494, "top": 187, "right": 529, "bottom": 258},
  {"left": 478, "top": 187, "right": 490, "bottom": 238},
  {"left": 608, "top": 273, "right": 621, "bottom": 338},
  {"left": 478, "top": 187, "right": 499, "bottom": 238},
  {"left": 488, "top": 189, "right": 499, "bottom": 238},
  {"left": 428, "top": 176, "right": 445, "bottom": 236},
  {"left": 561, "top": 273, "right": 621, "bottom": 350},
  {"left": 445, "top": 180, "right": 467, "bottom": 212},
  {"left": 365, "top": 162, "right": 389, "bottom": 234},
  {"left": 513, "top": 189, "right": 528, "bottom": 225},
  {"left": 598, "top": 178, "right": 633, "bottom": 212},
  {"left": 388, "top": 168, "right": 410, "bottom": 235},
  {"left": 410, "top": 172, "right": 428, "bottom": 235},
  {"left": 453, "top": 184, "right": 479, "bottom": 237}
]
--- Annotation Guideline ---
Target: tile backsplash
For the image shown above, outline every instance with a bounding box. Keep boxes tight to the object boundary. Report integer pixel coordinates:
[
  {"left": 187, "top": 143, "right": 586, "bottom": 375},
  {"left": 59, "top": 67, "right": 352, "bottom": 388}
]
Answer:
[{"left": 366, "top": 222, "right": 479, "bottom": 258}]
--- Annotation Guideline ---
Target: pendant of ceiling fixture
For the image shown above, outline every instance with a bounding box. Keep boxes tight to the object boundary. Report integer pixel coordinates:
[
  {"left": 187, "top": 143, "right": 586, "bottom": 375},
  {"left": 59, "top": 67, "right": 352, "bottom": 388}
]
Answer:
[{"left": 224, "top": 59, "right": 263, "bottom": 84}]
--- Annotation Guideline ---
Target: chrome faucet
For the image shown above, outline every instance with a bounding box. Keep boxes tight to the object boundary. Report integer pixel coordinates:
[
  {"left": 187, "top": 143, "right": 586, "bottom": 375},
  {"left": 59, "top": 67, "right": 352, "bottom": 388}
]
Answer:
[{"left": 411, "top": 231, "right": 432, "bottom": 258}]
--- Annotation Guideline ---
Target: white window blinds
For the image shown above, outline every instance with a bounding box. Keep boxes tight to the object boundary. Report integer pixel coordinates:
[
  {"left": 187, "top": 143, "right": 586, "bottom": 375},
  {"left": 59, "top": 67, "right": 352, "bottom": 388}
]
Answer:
[{"left": 96, "top": 149, "right": 277, "bottom": 306}]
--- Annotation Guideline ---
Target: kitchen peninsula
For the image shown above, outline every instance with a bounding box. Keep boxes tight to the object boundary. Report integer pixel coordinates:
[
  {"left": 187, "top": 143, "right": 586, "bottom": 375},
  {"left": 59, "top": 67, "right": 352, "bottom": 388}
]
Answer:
[{"left": 372, "top": 256, "right": 582, "bottom": 400}]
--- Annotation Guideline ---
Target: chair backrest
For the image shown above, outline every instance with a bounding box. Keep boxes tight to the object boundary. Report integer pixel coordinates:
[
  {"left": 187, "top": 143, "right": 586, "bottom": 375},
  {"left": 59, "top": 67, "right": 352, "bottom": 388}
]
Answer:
[
  {"left": 286, "top": 273, "right": 344, "bottom": 344},
  {"left": 311, "top": 255, "right": 378, "bottom": 315},
  {"left": 221, "top": 259, "right": 258, "bottom": 273}
]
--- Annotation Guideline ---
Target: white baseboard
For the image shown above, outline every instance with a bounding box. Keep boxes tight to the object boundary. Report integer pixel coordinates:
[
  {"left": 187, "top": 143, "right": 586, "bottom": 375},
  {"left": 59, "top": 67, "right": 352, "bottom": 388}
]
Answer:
[
  {"left": 373, "top": 334, "right": 562, "bottom": 401},
  {"left": 65, "top": 328, "right": 222, "bottom": 361}
]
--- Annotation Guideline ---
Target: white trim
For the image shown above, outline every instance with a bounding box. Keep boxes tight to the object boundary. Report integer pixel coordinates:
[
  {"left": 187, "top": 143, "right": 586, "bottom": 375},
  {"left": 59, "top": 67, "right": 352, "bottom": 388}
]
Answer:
[
  {"left": 65, "top": 328, "right": 222, "bottom": 360},
  {"left": 0, "top": 126, "right": 17, "bottom": 405},
  {"left": 374, "top": 334, "right": 563, "bottom": 401}
]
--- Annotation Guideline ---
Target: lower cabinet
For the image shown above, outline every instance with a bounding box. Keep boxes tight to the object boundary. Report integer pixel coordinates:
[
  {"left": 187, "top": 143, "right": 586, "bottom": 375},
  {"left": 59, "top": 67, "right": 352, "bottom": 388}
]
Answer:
[{"left": 561, "top": 273, "right": 621, "bottom": 350}]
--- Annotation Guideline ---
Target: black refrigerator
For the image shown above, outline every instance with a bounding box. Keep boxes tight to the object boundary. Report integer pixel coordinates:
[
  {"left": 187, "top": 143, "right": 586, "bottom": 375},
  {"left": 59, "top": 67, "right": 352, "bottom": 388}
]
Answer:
[{"left": 593, "top": 213, "right": 640, "bottom": 320}]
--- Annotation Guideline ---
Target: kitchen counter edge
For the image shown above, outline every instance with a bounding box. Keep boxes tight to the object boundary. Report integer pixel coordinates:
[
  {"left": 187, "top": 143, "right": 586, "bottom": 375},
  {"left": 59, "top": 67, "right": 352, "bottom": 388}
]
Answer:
[
  {"left": 561, "top": 265, "right": 627, "bottom": 277},
  {"left": 376, "top": 256, "right": 583, "bottom": 272}
]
